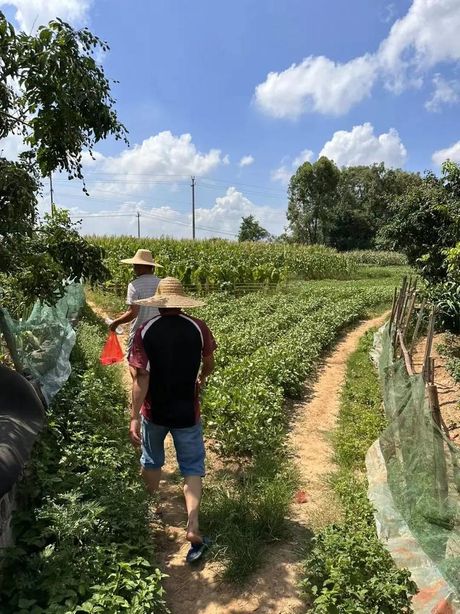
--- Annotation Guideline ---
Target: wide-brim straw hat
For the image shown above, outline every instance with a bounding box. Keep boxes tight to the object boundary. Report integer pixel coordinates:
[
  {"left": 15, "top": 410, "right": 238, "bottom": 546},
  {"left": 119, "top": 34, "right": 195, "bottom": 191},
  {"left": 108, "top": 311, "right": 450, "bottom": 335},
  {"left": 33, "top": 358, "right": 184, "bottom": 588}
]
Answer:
[
  {"left": 135, "top": 277, "right": 205, "bottom": 308},
  {"left": 120, "top": 249, "right": 163, "bottom": 267}
]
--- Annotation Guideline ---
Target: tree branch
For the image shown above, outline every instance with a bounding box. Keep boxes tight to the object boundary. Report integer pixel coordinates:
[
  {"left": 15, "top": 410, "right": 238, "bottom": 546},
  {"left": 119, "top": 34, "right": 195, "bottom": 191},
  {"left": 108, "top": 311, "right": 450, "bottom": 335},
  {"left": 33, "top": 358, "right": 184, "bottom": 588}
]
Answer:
[{"left": 0, "top": 306, "right": 23, "bottom": 372}]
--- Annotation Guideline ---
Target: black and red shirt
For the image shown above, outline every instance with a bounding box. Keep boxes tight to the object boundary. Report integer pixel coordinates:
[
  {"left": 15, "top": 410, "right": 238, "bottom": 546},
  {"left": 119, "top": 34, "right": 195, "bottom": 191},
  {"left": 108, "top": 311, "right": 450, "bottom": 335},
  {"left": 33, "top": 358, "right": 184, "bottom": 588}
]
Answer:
[{"left": 129, "top": 310, "right": 217, "bottom": 428}]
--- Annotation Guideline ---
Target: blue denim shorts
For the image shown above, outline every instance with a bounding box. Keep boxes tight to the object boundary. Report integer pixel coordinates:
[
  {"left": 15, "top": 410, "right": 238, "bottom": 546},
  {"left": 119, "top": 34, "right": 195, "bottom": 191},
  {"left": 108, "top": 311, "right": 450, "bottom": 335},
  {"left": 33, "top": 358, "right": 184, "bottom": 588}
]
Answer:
[{"left": 140, "top": 417, "right": 206, "bottom": 477}]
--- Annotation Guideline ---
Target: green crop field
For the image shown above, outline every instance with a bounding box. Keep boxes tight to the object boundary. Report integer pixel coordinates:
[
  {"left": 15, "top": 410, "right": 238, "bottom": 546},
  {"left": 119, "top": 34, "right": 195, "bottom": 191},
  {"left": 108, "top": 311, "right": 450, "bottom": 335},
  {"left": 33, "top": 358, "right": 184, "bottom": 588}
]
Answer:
[
  {"left": 91, "top": 235, "right": 405, "bottom": 291},
  {"left": 194, "top": 276, "right": 398, "bottom": 457}
]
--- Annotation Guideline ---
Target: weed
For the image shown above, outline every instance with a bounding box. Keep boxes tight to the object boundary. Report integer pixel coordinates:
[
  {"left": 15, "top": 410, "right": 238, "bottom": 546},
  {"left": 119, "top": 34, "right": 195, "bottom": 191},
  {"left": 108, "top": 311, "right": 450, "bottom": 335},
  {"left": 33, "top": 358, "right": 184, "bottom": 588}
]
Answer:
[
  {"left": 201, "top": 453, "right": 297, "bottom": 581},
  {"left": 0, "top": 313, "right": 167, "bottom": 613}
]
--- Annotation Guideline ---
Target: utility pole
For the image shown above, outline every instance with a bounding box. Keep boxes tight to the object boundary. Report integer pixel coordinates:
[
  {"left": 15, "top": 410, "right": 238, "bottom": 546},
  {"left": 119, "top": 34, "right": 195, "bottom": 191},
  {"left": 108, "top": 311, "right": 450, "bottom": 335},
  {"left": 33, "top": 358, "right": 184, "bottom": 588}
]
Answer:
[
  {"left": 49, "top": 173, "right": 55, "bottom": 216},
  {"left": 191, "top": 175, "right": 196, "bottom": 240},
  {"left": 137, "top": 211, "right": 141, "bottom": 238}
]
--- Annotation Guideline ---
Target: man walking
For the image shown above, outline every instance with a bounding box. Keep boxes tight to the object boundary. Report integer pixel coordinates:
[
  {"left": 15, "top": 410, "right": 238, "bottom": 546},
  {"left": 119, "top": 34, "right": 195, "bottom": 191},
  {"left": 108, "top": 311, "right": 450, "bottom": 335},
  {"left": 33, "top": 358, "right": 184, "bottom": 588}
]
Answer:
[
  {"left": 128, "top": 277, "right": 216, "bottom": 563},
  {"left": 108, "top": 249, "right": 162, "bottom": 359}
]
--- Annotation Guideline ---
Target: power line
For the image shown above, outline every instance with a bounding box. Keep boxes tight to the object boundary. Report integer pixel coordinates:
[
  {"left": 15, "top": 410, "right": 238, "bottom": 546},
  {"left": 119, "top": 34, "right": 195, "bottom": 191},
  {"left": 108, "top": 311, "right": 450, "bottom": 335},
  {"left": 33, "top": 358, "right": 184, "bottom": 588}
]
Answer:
[
  {"left": 139, "top": 209, "right": 238, "bottom": 237},
  {"left": 69, "top": 209, "right": 239, "bottom": 238},
  {"left": 52, "top": 172, "right": 286, "bottom": 197},
  {"left": 69, "top": 213, "right": 134, "bottom": 218}
]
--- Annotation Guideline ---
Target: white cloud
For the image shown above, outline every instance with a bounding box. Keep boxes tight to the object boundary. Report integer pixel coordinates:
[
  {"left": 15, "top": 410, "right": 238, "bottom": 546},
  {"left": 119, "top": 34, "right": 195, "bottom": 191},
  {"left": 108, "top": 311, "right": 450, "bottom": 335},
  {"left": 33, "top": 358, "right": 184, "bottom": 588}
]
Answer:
[
  {"left": 381, "top": 3, "right": 397, "bottom": 24},
  {"left": 319, "top": 123, "right": 407, "bottom": 168},
  {"left": 432, "top": 141, "right": 460, "bottom": 166},
  {"left": 238, "top": 155, "right": 255, "bottom": 167},
  {"left": 271, "top": 149, "right": 314, "bottom": 185},
  {"left": 255, "top": 55, "right": 377, "bottom": 118},
  {"left": 379, "top": 0, "right": 460, "bottom": 89},
  {"left": 196, "top": 187, "right": 284, "bottom": 235},
  {"left": 292, "top": 149, "right": 314, "bottom": 168},
  {"left": 425, "top": 74, "right": 460, "bottom": 112},
  {"left": 0, "top": 133, "right": 25, "bottom": 159},
  {"left": 254, "top": 0, "right": 460, "bottom": 117},
  {"left": 1, "top": 0, "right": 92, "bottom": 32},
  {"left": 84, "top": 131, "right": 227, "bottom": 195},
  {"left": 63, "top": 187, "right": 286, "bottom": 239}
]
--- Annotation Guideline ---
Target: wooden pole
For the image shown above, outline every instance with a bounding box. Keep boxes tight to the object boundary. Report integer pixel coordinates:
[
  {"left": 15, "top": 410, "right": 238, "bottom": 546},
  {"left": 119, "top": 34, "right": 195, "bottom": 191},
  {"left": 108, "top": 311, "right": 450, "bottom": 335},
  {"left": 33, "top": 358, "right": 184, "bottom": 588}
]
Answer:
[
  {"left": 427, "top": 383, "right": 449, "bottom": 501},
  {"left": 389, "top": 288, "right": 398, "bottom": 330},
  {"left": 398, "top": 331, "right": 415, "bottom": 376},
  {"left": 410, "top": 297, "right": 426, "bottom": 354},
  {"left": 392, "top": 281, "right": 407, "bottom": 348},
  {"left": 423, "top": 309, "right": 436, "bottom": 382},
  {"left": 402, "top": 290, "right": 417, "bottom": 338}
]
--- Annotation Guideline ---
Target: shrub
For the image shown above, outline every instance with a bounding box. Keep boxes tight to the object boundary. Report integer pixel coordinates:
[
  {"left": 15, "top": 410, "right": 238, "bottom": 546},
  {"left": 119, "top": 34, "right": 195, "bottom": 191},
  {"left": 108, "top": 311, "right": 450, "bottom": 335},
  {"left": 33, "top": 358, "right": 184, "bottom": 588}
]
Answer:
[
  {"left": 302, "top": 476, "right": 416, "bottom": 613},
  {"left": 0, "top": 309, "right": 167, "bottom": 613}
]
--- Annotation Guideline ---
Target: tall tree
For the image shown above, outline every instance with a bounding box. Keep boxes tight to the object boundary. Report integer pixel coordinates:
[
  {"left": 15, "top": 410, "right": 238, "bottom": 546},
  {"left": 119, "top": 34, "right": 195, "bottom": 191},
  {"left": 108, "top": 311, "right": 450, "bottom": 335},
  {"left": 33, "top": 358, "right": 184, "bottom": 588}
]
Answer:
[
  {"left": 0, "top": 12, "right": 127, "bottom": 364},
  {"left": 287, "top": 157, "right": 340, "bottom": 244},
  {"left": 377, "top": 162, "right": 460, "bottom": 282},
  {"left": 238, "top": 215, "right": 270, "bottom": 241},
  {"left": 329, "top": 164, "right": 422, "bottom": 250}
]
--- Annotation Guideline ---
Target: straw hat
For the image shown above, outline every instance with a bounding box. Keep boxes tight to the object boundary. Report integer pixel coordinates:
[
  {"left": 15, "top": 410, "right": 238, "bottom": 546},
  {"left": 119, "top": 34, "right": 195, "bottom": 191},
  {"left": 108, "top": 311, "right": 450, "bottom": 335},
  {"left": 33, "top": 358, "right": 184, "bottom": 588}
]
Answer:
[
  {"left": 135, "top": 277, "right": 205, "bottom": 308},
  {"left": 120, "top": 249, "right": 163, "bottom": 267}
]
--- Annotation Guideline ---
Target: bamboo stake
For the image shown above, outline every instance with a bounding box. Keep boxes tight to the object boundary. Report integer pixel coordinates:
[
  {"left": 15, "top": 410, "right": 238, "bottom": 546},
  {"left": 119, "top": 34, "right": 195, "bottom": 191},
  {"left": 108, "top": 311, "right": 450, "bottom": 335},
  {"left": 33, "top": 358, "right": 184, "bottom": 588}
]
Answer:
[
  {"left": 398, "top": 330, "right": 415, "bottom": 376},
  {"left": 389, "top": 287, "right": 398, "bottom": 330},
  {"left": 402, "top": 290, "right": 417, "bottom": 338},
  {"left": 410, "top": 297, "right": 427, "bottom": 355},
  {"left": 423, "top": 309, "right": 436, "bottom": 382}
]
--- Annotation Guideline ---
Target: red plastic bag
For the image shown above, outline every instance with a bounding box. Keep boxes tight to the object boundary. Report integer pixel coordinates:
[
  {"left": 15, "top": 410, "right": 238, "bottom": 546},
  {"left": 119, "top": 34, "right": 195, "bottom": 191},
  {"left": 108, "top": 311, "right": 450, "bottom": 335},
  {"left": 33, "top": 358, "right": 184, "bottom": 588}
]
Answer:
[{"left": 100, "top": 331, "right": 124, "bottom": 365}]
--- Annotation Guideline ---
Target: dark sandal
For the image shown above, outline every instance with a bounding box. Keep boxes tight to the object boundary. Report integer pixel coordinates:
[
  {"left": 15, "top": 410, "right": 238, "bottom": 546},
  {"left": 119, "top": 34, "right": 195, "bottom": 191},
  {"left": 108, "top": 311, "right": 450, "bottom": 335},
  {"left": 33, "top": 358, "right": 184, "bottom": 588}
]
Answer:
[{"left": 186, "top": 536, "right": 211, "bottom": 564}]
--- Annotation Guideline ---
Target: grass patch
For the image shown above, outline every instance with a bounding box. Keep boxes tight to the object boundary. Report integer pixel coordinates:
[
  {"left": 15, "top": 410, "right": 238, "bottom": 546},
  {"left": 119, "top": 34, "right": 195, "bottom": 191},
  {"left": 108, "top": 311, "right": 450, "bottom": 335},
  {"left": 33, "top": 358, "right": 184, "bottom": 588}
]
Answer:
[
  {"left": 333, "top": 332, "right": 386, "bottom": 471},
  {"left": 201, "top": 453, "right": 297, "bottom": 581},
  {"left": 85, "top": 285, "right": 125, "bottom": 315},
  {"left": 301, "top": 330, "right": 417, "bottom": 613},
  {"left": 0, "top": 305, "right": 167, "bottom": 613}
]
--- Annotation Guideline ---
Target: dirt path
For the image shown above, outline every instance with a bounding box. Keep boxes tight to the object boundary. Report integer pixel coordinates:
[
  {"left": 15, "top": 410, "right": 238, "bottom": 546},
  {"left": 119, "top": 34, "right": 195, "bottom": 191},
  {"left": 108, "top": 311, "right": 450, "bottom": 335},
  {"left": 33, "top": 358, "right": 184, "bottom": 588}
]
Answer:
[
  {"left": 87, "top": 296, "right": 386, "bottom": 613},
  {"left": 156, "top": 313, "right": 388, "bottom": 614}
]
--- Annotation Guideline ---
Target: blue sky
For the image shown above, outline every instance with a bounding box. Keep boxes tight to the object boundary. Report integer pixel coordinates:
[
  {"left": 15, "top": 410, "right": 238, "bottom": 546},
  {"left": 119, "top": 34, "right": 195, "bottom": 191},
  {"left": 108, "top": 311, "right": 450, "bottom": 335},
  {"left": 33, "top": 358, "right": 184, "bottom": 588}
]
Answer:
[{"left": 1, "top": 0, "right": 460, "bottom": 238}]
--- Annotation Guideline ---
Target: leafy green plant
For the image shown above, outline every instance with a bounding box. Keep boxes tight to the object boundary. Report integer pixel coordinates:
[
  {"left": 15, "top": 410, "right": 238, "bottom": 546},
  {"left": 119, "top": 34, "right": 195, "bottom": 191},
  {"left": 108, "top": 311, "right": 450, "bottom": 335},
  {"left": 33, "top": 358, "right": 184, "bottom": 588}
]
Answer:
[
  {"left": 437, "top": 332, "right": 460, "bottom": 384},
  {"left": 0, "top": 309, "right": 167, "bottom": 613},
  {"left": 90, "top": 236, "right": 357, "bottom": 290},
  {"left": 302, "top": 477, "right": 416, "bottom": 613},
  {"left": 301, "top": 329, "right": 416, "bottom": 612},
  {"left": 333, "top": 332, "right": 385, "bottom": 470}
]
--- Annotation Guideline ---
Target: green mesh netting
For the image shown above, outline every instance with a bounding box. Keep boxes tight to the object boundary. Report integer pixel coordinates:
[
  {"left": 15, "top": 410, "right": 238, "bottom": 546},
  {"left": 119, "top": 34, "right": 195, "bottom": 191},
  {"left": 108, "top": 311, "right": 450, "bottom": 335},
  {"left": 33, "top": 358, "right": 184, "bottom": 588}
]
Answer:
[
  {"left": 368, "top": 322, "right": 460, "bottom": 610},
  {"left": 3, "top": 284, "right": 85, "bottom": 403}
]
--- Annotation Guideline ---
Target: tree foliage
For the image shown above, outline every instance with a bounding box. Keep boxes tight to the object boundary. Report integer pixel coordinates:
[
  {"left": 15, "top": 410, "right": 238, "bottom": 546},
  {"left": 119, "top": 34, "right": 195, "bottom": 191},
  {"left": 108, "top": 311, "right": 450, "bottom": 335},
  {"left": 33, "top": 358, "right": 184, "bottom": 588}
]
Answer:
[
  {"left": 377, "top": 162, "right": 460, "bottom": 282},
  {"left": 287, "top": 157, "right": 340, "bottom": 244},
  {"left": 238, "top": 215, "right": 270, "bottom": 242},
  {"left": 329, "top": 164, "right": 421, "bottom": 251},
  {"left": 0, "top": 13, "right": 127, "bottom": 181},
  {"left": 0, "top": 12, "right": 124, "bottom": 313},
  {"left": 286, "top": 158, "right": 422, "bottom": 250}
]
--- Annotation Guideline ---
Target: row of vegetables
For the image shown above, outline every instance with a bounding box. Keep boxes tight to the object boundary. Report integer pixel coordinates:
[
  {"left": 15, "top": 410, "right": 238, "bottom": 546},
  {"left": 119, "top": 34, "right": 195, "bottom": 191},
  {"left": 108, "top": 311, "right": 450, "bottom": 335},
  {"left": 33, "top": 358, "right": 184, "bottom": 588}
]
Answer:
[{"left": 195, "top": 280, "right": 394, "bottom": 457}]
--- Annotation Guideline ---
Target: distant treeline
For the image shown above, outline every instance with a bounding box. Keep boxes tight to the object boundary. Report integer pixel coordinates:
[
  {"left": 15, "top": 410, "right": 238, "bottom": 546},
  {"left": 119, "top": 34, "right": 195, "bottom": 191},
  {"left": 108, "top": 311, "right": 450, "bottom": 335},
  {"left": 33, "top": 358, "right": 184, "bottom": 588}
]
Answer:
[{"left": 285, "top": 158, "right": 423, "bottom": 251}]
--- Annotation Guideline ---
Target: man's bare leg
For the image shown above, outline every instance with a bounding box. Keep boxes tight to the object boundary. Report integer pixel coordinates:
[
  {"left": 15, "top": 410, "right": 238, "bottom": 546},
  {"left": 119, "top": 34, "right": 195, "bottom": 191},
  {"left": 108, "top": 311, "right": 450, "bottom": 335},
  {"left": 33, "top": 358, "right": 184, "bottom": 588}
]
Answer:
[
  {"left": 141, "top": 467, "right": 161, "bottom": 495},
  {"left": 129, "top": 365, "right": 136, "bottom": 383},
  {"left": 184, "top": 475, "right": 203, "bottom": 544}
]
